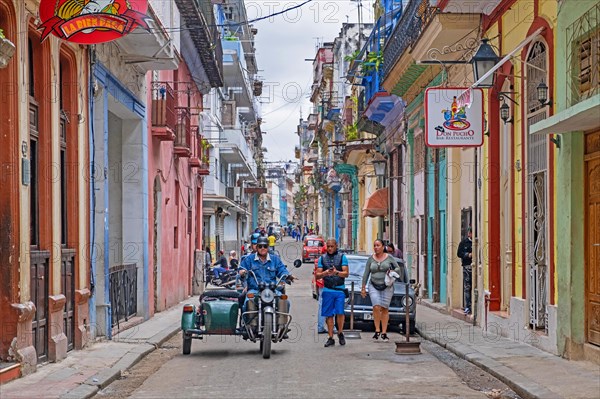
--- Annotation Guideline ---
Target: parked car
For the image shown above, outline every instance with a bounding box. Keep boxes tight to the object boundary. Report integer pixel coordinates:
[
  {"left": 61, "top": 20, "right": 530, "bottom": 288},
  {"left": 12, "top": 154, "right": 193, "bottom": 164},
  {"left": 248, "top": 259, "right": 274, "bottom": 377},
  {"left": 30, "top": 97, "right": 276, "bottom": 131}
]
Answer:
[
  {"left": 343, "top": 255, "right": 416, "bottom": 334},
  {"left": 302, "top": 235, "right": 326, "bottom": 263}
]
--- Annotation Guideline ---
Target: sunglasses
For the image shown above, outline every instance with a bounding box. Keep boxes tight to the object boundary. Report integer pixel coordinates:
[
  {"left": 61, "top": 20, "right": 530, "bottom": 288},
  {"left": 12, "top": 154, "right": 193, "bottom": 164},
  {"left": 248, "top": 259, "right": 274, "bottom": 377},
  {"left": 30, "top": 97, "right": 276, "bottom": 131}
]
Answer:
[{"left": 257, "top": 244, "right": 269, "bottom": 249}]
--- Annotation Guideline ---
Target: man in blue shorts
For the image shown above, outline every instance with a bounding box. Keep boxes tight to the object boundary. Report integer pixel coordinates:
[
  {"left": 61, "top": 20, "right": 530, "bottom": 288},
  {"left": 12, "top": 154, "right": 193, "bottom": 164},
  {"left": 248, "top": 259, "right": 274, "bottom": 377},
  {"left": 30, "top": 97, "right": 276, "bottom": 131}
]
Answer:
[{"left": 315, "top": 238, "right": 349, "bottom": 347}]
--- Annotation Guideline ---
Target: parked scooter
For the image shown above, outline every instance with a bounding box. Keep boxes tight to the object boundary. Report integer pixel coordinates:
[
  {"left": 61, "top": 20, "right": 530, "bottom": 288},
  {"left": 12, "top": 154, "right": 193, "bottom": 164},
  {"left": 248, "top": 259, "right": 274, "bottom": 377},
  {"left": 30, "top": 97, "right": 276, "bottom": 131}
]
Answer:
[{"left": 205, "top": 266, "right": 237, "bottom": 288}]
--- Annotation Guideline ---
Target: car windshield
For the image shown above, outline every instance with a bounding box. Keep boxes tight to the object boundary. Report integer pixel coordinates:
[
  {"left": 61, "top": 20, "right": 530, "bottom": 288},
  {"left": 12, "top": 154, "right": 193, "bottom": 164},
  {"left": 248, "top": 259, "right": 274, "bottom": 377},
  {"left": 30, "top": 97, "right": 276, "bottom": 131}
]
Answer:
[
  {"left": 306, "top": 240, "right": 322, "bottom": 247},
  {"left": 347, "top": 258, "right": 366, "bottom": 277},
  {"left": 346, "top": 257, "right": 407, "bottom": 281}
]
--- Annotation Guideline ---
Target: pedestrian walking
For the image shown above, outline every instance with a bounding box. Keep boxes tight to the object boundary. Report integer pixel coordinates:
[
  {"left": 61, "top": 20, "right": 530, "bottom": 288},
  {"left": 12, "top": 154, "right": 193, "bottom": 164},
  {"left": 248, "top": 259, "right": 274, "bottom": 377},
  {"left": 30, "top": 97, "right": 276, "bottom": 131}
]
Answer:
[
  {"left": 361, "top": 239, "right": 400, "bottom": 342},
  {"left": 268, "top": 233, "right": 277, "bottom": 254},
  {"left": 385, "top": 242, "right": 403, "bottom": 259},
  {"left": 457, "top": 228, "right": 473, "bottom": 314},
  {"left": 315, "top": 238, "right": 349, "bottom": 347}
]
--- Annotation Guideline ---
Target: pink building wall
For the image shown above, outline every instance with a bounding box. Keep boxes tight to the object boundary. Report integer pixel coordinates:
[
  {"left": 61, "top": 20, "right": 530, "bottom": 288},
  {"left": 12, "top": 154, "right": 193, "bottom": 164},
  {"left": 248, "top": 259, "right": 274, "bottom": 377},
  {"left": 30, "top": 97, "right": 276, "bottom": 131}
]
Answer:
[{"left": 146, "top": 62, "right": 205, "bottom": 314}]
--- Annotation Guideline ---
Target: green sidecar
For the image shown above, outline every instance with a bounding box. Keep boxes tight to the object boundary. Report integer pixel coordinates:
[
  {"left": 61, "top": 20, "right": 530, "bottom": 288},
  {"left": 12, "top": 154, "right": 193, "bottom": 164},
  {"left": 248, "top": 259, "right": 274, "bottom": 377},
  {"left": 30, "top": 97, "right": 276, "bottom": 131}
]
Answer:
[{"left": 181, "top": 289, "right": 241, "bottom": 355}]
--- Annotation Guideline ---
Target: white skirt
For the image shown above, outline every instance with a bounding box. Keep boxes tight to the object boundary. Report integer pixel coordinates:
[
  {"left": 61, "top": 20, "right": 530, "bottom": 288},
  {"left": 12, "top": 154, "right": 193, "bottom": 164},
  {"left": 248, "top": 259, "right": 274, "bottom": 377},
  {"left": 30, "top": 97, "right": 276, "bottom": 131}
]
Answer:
[{"left": 368, "top": 282, "right": 394, "bottom": 308}]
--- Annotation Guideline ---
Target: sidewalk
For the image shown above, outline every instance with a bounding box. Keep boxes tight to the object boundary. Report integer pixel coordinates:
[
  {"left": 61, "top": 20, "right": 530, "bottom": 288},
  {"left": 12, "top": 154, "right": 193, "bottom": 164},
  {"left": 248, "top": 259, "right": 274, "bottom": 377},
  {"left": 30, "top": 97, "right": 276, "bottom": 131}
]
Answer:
[
  {"left": 2, "top": 298, "right": 599, "bottom": 399},
  {"left": 0, "top": 300, "right": 186, "bottom": 399},
  {"left": 416, "top": 303, "right": 600, "bottom": 399}
]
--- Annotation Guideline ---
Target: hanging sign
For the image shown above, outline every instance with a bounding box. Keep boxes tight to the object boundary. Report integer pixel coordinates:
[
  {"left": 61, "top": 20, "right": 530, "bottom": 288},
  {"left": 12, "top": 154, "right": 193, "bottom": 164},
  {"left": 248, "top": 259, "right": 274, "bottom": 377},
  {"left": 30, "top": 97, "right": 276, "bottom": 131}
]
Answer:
[
  {"left": 425, "top": 88, "right": 484, "bottom": 147},
  {"left": 39, "top": 0, "right": 149, "bottom": 44}
]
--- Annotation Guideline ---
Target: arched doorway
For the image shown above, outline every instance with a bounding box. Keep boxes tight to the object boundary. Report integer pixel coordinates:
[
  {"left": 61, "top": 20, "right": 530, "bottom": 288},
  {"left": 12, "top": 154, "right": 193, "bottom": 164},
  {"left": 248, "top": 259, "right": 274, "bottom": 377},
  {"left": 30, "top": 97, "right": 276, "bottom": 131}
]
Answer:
[
  {"left": 153, "top": 176, "right": 162, "bottom": 311},
  {"left": 525, "top": 40, "right": 550, "bottom": 331}
]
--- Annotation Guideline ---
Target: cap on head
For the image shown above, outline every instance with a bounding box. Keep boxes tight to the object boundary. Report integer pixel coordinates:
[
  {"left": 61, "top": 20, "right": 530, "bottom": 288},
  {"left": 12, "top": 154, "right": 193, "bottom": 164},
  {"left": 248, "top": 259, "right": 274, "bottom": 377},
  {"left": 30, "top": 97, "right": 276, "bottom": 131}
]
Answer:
[
  {"left": 257, "top": 236, "right": 269, "bottom": 246},
  {"left": 251, "top": 233, "right": 260, "bottom": 244}
]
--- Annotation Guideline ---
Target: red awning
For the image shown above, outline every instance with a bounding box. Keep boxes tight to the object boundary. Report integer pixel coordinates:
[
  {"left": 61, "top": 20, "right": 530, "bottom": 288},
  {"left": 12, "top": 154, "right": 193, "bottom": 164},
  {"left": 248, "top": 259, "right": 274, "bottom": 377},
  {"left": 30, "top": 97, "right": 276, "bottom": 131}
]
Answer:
[{"left": 362, "top": 187, "right": 389, "bottom": 218}]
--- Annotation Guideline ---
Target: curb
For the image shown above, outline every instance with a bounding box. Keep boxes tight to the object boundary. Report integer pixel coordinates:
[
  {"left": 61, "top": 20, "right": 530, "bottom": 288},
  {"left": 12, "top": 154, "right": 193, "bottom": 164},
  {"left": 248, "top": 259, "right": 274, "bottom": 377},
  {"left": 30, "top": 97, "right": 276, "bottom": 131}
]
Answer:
[
  {"left": 417, "top": 326, "right": 560, "bottom": 399},
  {"left": 60, "top": 326, "right": 181, "bottom": 399}
]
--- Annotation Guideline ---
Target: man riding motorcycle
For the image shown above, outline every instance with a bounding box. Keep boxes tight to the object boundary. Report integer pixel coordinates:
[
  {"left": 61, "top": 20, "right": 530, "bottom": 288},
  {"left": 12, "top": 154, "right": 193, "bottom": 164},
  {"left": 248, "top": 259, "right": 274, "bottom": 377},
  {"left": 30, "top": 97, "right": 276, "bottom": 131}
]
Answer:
[
  {"left": 238, "top": 236, "right": 295, "bottom": 334},
  {"left": 238, "top": 236, "right": 292, "bottom": 294}
]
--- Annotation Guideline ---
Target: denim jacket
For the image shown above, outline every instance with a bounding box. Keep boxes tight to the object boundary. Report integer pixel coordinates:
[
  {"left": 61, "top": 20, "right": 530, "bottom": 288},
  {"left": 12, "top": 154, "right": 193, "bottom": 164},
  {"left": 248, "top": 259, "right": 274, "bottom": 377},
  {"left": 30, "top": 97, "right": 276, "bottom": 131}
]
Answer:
[{"left": 239, "top": 253, "right": 289, "bottom": 291}]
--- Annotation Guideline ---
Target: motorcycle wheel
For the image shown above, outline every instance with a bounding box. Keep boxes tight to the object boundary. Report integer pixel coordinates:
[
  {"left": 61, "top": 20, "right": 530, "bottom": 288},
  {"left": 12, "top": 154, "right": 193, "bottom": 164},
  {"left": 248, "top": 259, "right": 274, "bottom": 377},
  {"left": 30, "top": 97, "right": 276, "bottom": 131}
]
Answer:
[
  {"left": 262, "top": 313, "right": 273, "bottom": 359},
  {"left": 182, "top": 333, "right": 192, "bottom": 355}
]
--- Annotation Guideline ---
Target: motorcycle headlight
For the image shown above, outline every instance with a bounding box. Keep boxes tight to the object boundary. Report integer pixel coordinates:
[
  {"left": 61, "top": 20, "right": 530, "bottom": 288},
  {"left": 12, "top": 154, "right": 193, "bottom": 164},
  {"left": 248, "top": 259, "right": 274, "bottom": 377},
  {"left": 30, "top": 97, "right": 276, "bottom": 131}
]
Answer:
[
  {"left": 260, "top": 289, "right": 275, "bottom": 303},
  {"left": 401, "top": 295, "right": 414, "bottom": 308}
]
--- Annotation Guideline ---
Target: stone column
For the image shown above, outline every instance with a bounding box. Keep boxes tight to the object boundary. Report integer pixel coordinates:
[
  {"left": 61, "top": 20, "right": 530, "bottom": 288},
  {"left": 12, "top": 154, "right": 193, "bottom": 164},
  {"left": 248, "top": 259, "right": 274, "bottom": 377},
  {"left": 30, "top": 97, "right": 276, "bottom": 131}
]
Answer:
[
  {"left": 48, "top": 295, "right": 67, "bottom": 362},
  {"left": 10, "top": 302, "right": 37, "bottom": 376},
  {"left": 74, "top": 289, "right": 91, "bottom": 349}
]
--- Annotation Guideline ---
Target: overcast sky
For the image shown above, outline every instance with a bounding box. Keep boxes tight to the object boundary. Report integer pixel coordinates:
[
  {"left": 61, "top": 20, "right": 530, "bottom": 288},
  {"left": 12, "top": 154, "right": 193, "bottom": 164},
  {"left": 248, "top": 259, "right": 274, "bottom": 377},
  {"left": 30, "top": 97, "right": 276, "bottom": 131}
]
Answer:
[{"left": 249, "top": 0, "right": 374, "bottom": 163}]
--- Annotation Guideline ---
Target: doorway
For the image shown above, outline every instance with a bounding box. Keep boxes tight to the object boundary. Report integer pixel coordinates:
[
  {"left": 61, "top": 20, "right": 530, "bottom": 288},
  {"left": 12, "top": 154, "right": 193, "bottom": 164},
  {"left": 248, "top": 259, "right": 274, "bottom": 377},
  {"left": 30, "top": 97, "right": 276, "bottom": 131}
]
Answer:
[{"left": 585, "top": 130, "right": 600, "bottom": 347}]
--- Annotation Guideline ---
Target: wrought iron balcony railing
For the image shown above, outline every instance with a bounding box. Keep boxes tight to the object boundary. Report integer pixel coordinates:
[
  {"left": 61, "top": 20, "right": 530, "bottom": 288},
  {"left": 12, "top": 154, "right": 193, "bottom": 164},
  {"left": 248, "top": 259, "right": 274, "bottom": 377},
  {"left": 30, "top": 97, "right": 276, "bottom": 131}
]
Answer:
[
  {"left": 382, "top": 0, "right": 438, "bottom": 78},
  {"left": 175, "top": 0, "right": 223, "bottom": 87},
  {"left": 174, "top": 107, "right": 192, "bottom": 157},
  {"left": 151, "top": 81, "right": 176, "bottom": 128}
]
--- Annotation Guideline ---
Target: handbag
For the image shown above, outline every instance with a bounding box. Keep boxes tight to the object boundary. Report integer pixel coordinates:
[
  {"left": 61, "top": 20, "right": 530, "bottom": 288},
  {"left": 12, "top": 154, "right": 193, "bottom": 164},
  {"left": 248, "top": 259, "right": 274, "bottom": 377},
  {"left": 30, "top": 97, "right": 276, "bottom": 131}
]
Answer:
[{"left": 385, "top": 270, "right": 400, "bottom": 287}]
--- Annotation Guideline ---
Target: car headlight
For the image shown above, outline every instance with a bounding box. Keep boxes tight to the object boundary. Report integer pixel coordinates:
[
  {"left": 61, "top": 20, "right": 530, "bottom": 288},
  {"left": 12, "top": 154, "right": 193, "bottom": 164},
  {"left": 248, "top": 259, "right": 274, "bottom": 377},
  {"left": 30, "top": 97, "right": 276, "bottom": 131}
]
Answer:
[
  {"left": 260, "top": 289, "right": 275, "bottom": 303},
  {"left": 401, "top": 295, "right": 414, "bottom": 308}
]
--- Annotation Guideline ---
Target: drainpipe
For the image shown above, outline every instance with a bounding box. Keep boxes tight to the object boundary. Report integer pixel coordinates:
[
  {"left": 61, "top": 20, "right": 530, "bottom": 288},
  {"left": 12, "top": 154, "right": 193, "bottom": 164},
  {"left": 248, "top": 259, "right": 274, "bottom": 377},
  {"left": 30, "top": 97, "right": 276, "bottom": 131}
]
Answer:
[{"left": 472, "top": 147, "right": 479, "bottom": 326}]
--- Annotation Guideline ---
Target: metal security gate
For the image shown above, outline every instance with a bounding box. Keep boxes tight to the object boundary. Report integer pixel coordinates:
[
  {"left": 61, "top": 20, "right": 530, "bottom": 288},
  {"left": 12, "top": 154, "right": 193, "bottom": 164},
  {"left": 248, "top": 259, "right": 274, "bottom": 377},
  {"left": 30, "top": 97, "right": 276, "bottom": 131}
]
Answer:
[
  {"left": 526, "top": 41, "right": 549, "bottom": 330},
  {"left": 30, "top": 250, "right": 50, "bottom": 362},
  {"left": 61, "top": 249, "right": 75, "bottom": 351},
  {"left": 216, "top": 214, "right": 224, "bottom": 253},
  {"left": 109, "top": 264, "right": 138, "bottom": 329}
]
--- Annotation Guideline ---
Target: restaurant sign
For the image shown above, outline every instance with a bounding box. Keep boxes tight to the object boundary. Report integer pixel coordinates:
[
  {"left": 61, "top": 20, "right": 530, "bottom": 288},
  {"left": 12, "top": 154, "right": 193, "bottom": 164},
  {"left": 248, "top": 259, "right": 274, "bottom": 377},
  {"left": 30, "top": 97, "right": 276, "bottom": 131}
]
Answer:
[
  {"left": 39, "top": 0, "right": 149, "bottom": 44},
  {"left": 425, "top": 88, "right": 484, "bottom": 147}
]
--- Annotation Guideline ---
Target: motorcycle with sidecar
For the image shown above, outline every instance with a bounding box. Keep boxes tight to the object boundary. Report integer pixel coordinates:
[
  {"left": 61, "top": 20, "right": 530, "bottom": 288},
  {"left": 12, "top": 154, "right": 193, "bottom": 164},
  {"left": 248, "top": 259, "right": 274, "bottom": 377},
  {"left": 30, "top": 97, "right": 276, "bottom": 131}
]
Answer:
[{"left": 181, "top": 259, "right": 301, "bottom": 359}]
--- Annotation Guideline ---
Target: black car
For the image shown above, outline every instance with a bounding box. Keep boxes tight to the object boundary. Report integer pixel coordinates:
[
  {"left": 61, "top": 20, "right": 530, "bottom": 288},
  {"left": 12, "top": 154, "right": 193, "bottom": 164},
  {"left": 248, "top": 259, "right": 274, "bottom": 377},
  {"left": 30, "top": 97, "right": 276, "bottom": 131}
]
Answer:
[{"left": 343, "top": 255, "right": 417, "bottom": 334}]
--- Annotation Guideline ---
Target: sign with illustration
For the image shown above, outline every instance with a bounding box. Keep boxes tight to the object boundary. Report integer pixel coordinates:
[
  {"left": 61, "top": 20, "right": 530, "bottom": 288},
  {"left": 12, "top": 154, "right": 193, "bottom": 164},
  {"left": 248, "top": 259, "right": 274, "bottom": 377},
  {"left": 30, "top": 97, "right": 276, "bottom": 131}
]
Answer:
[
  {"left": 424, "top": 88, "right": 484, "bottom": 147},
  {"left": 39, "top": 0, "right": 149, "bottom": 44}
]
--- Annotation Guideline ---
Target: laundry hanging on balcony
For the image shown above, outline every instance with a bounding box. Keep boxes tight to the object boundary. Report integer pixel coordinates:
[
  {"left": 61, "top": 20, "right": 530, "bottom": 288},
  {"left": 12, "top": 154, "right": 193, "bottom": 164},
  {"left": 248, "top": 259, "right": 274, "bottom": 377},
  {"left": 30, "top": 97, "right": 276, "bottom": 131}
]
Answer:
[{"left": 362, "top": 187, "right": 389, "bottom": 218}]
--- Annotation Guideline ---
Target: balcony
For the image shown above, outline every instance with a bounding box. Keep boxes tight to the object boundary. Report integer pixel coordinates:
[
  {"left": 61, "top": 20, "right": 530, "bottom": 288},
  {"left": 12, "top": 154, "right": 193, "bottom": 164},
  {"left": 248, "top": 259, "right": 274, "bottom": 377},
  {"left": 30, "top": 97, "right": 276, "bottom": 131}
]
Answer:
[
  {"left": 308, "top": 113, "right": 318, "bottom": 130},
  {"left": 174, "top": 108, "right": 192, "bottom": 157},
  {"left": 410, "top": 12, "right": 481, "bottom": 63},
  {"left": 189, "top": 129, "right": 202, "bottom": 166},
  {"left": 175, "top": 0, "right": 223, "bottom": 88},
  {"left": 222, "top": 40, "right": 254, "bottom": 109},
  {"left": 382, "top": 0, "right": 434, "bottom": 95},
  {"left": 151, "top": 82, "right": 176, "bottom": 141},
  {"left": 116, "top": 5, "right": 178, "bottom": 71},
  {"left": 218, "top": 129, "right": 256, "bottom": 177}
]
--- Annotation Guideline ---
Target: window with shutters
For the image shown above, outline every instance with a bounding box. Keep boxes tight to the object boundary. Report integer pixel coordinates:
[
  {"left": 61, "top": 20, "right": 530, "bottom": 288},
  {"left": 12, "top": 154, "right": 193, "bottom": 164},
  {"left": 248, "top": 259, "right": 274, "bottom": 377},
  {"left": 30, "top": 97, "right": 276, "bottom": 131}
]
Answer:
[
  {"left": 413, "top": 133, "right": 425, "bottom": 173},
  {"left": 577, "top": 32, "right": 600, "bottom": 100},
  {"left": 567, "top": 3, "right": 600, "bottom": 106}
]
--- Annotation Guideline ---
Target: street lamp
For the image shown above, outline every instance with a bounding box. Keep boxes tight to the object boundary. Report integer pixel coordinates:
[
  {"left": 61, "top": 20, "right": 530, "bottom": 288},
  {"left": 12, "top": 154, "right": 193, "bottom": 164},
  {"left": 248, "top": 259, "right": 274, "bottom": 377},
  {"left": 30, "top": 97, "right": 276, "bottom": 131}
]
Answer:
[
  {"left": 500, "top": 101, "right": 513, "bottom": 124},
  {"left": 537, "top": 81, "right": 553, "bottom": 107},
  {"left": 372, "top": 158, "right": 387, "bottom": 177},
  {"left": 471, "top": 39, "right": 499, "bottom": 88}
]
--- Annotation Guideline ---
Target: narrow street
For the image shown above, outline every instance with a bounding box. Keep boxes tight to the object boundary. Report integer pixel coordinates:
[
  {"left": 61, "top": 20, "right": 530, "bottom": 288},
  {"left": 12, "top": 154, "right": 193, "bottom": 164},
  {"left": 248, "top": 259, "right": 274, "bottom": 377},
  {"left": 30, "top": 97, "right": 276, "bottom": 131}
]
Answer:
[{"left": 95, "top": 238, "right": 519, "bottom": 399}]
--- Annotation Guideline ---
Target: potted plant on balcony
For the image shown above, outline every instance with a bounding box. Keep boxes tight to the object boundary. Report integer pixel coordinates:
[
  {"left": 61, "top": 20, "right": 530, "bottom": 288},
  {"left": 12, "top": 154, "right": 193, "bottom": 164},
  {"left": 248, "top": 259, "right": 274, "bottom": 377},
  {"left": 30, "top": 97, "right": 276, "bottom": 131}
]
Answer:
[
  {"left": 0, "top": 29, "right": 16, "bottom": 69},
  {"left": 362, "top": 51, "right": 384, "bottom": 72},
  {"left": 344, "top": 123, "right": 358, "bottom": 141}
]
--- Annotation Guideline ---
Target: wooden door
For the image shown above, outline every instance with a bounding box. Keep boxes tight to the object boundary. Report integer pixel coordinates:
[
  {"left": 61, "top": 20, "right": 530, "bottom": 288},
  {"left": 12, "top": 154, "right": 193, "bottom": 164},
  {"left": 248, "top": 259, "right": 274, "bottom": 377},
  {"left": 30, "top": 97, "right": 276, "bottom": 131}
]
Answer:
[{"left": 585, "top": 132, "right": 600, "bottom": 347}]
